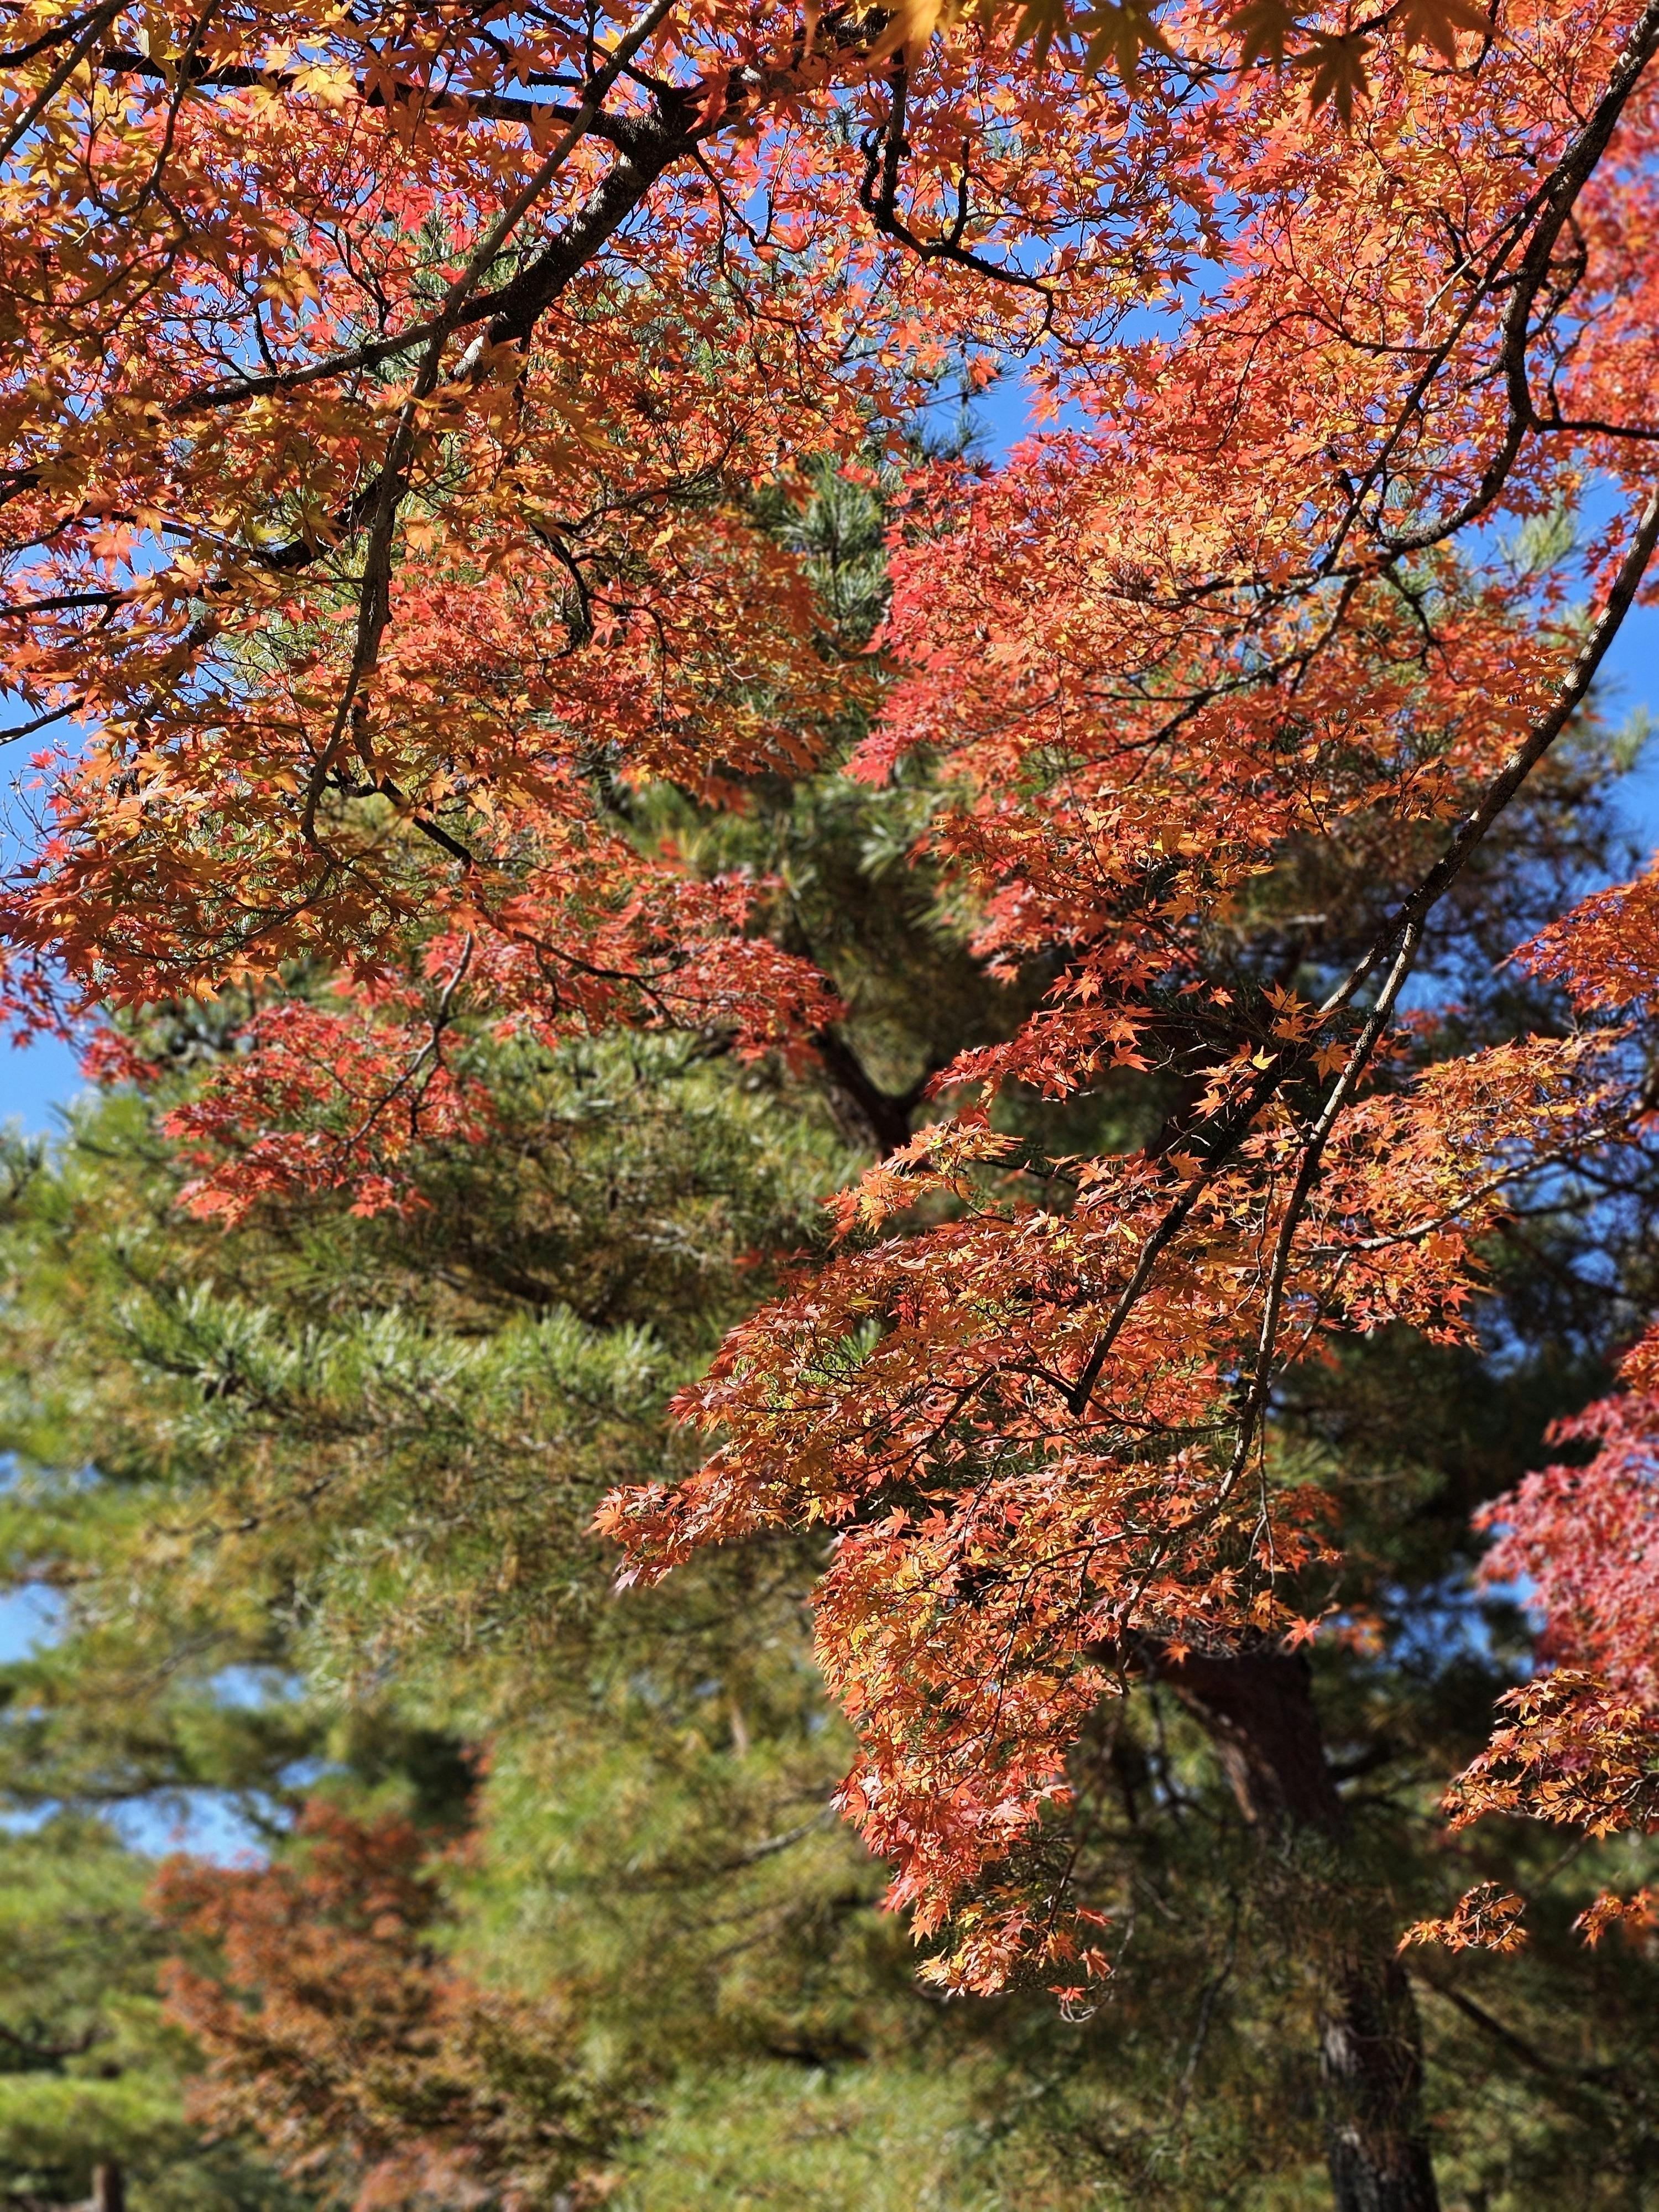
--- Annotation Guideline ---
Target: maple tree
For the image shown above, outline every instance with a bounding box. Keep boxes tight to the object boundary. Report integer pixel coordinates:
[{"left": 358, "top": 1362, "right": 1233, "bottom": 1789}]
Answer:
[
  {"left": 0, "top": 0, "right": 1567, "bottom": 1050},
  {"left": 8, "top": 0, "right": 1659, "bottom": 2206},
  {"left": 154, "top": 1805, "right": 623, "bottom": 2211}
]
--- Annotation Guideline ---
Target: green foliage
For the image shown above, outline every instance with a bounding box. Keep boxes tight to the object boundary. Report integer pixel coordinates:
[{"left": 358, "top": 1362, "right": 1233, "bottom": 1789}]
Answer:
[{"left": 611, "top": 2064, "right": 1005, "bottom": 2210}]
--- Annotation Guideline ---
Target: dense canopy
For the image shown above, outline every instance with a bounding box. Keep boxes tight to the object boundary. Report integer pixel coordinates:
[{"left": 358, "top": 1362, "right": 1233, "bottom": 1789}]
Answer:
[{"left": 3, "top": 1, "right": 1659, "bottom": 2206}]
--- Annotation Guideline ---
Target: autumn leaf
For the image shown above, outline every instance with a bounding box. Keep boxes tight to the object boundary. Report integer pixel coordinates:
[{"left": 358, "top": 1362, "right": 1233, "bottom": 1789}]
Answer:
[
  {"left": 1229, "top": 0, "right": 1301, "bottom": 70},
  {"left": 1399, "top": 1884, "right": 1528, "bottom": 1955},
  {"left": 1077, "top": 1, "right": 1173, "bottom": 83},
  {"left": 1394, "top": 0, "right": 1491, "bottom": 64},
  {"left": 1575, "top": 1888, "right": 1658, "bottom": 1947},
  {"left": 1293, "top": 28, "right": 1372, "bottom": 122},
  {"left": 1008, "top": 0, "right": 1070, "bottom": 69}
]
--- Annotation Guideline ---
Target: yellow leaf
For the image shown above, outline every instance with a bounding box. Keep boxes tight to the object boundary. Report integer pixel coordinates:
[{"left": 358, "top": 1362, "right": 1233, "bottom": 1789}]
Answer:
[
  {"left": 1008, "top": 0, "right": 1068, "bottom": 70},
  {"left": 1077, "top": 2, "right": 1172, "bottom": 85},
  {"left": 865, "top": 0, "right": 954, "bottom": 59}
]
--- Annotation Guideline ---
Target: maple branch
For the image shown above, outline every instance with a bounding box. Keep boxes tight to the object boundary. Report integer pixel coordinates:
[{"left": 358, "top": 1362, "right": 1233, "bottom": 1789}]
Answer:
[
  {"left": 220, "top": 96, "right": 709, "bottom": 585},
  {"left": 1224, "top": 914, "right": 1423, "bottom": 1493},
  {"left": 0, "top": 0, "right": 122, "bottom": 166},
  {"left": 856, "top": 54, "right": 1057, "bottom": 309},
  {"left": 0, "top": 587, "right": 129, "bottom": 618},
  {"left": 231, "top": 152, "right": 709, "bottom": 568},
  {"left": 0, "top": 4, "right": 123, "bottom": 67},
  {"left": 1369, "top": 0, "right": 1659, "bottom": 564},
  {"left": 382, "top": 786, "right": 477, "bottom": 867},
  {"left": 1285, "top": 0, "right": 1659, "bottom": 589},
  {"left": 1323, "top": 479, "right": 1659, "bottom": 1021},
  {"left": 299, "top": 0, "right": 680, "bottom": 841},
  {"left": 1314, "top": 188, "right": 1543, "bottom": 575},
  {"left": 1066, "top": 478, "right": 1659, "bottom": 1424},
  {"left": 1218, "top": 478, "right": 1659, "bottom": 1471},
  {"left": 1062, "top": 1057, "right": 1287, "bottom": 1417},
  {"left": 333, "top": 933, "right": 474, "bottom": 1159},
  {"left": 0, "top": 695, "right": 84, "bottom": 743},
  {"left": 1323, "top": 1086, "right": 1659, "bottom": 1258},
  {"left": 166, "top": 11, "right": 874, "bottom": 422},
  {"left": 95, "top": 44, "right": 586, "bottom": 129}
]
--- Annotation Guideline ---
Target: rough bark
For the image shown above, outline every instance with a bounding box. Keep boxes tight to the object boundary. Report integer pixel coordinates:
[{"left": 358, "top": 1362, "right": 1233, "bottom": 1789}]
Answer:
[{"left": 1159, "top": 1647, "right": 1440, "bottom": 2212}]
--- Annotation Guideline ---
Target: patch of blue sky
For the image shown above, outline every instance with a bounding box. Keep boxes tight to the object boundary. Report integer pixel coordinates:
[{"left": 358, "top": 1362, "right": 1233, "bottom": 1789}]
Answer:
[
  {"left": 0, "top": 1634, "right": 314, "bottom": 1861},
  {"left": 2, "top": 1032, "right": 87, "bottom": 1134},
  {"left": 0, "top": 1463, "right": 309, "bottom": 1860},
  {"left": 205, "top": 1661, "right": 311, "bottom": 1710},
  {"left": 2, "top": 685, "right": 96, "bottom": 1128},
  {"left": 0, "top": 1580, "right": 64, "bottom": 1663},
  {"left": 106, "top": 1772, "right": 338, "bottom": 1863},
  {"left": 106, "top": 1793, "right": 270, "bottom": 1861}
]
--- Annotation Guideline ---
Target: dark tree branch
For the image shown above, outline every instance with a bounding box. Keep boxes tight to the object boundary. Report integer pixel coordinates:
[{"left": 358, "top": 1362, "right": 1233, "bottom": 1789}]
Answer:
[{"left": 811, "top": 1028, "right": 923, "bottom": 1156}]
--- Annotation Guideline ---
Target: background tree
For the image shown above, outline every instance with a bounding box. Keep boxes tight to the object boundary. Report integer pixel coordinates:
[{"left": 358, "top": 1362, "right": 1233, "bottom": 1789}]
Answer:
[{"left": 0, "top": 1814, "right": 303, "bottom": 2212}]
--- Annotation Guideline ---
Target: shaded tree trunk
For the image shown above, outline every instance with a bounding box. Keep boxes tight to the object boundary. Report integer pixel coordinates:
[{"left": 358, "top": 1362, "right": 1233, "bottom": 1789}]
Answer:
[
  {"left": 1159, "top": 1648, "right": 1440, "bottom": 2212},
  {"left": 810, "top": 1027, "right": 930, "bottom": 1156}
]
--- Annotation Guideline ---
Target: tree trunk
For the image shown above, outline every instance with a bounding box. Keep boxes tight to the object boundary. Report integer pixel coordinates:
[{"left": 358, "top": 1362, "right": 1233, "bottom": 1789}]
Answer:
[
  {"left": 1321, "top": 1954, "right": 1441, "bottom": 2212},
  {"left": 1159, "top": 1648, "right": 1440, "bottom": 2212},
  {"left": 810, "top": 1027, "right": 925, "bottom": 1157},
  {"left": 91, "top": 2165, "right": 124, "bottom": 2212}
]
